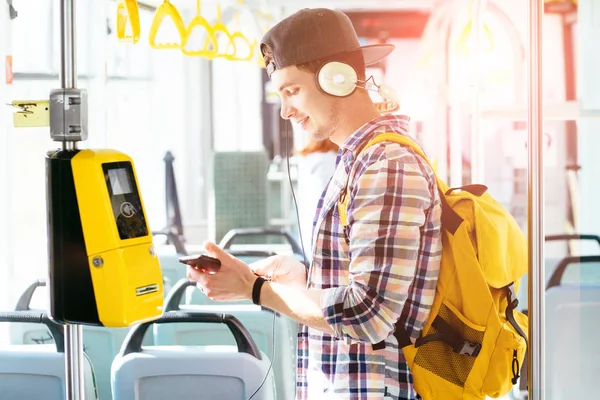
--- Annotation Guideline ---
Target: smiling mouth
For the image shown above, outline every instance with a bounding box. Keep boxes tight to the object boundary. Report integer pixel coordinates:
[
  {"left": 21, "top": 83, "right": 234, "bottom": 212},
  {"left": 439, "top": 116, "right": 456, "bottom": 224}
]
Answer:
[{"left": 298, "top": 117, "right": 308, "bottom": 128}]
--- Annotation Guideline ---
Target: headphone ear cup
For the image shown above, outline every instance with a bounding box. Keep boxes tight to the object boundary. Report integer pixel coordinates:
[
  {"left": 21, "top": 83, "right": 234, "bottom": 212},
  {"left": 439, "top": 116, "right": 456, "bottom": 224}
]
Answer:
[{"left": 317, "top": 61, "right": 358, "bottom": 97}]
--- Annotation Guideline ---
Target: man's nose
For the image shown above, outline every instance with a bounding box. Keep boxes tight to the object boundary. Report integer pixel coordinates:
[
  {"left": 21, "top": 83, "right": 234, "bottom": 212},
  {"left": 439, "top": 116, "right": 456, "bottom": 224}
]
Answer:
[{"left": 280, "top": 102, "right": 295, "bottom": 120}]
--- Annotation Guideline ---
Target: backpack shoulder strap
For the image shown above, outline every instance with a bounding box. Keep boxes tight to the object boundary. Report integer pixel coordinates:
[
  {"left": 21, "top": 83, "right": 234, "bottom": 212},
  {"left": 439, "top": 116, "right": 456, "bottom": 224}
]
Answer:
[
  {"left": 338, "top": 132, "right": 437, "bottom": 225},
  {"left": 337, "top": 132, "right": 462, "bottom": 234},
  {"left": 364, "top": 133, "right": 430, "bottom": 167}
]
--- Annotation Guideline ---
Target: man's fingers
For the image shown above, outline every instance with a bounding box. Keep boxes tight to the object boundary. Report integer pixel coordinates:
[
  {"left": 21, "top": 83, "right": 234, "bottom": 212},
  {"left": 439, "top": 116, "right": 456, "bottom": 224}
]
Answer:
[
  {"left": 248, "top": 256, "right": 279, "bottom": 276},
  {"left": 187, "top": 265, "right": 205, "bottom": 281}
]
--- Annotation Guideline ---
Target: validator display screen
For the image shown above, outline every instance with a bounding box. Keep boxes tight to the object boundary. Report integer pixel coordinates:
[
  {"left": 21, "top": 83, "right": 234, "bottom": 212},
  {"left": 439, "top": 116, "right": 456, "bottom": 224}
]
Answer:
[{"left": 102, "top": 162, "right": 148, "bottom": 240}]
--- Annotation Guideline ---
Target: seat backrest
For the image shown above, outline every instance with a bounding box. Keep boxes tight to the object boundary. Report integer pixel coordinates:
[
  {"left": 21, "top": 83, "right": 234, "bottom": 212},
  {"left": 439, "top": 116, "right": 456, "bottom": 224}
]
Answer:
[
  {"left": 112, "top": 347, "right": 275, "bottom": 400},
  {"left": 0, "top": 311, "right": 98, "bottom": 400},
  {"left": 154, "top": 305, "right": 297, "bottom": 400},
  {"left": 8, "top": 280, "right": 139, "bottom": 400},
  {"left": 11, "top": 323, "right": 140, "bottom": 400},
  {"left": 0, "top": 345, "right": 98, "bottom": 400},
  {"left": 547, "top": 257, "right": 600, "bottom": 288},
  {"left": 545, "top": 284, "right": 600, "bottom": 400},
  {"left": 545, "top": 234, "right": 600, "bottom": 256},
  {"left": 516, "top": 256, "right": 600, "bottom": 396},
  {"left": 518, "top": 234, "right": 600, "bottom": 311},
  {"left": 9, "top": 280, "right": 52, "bottom": 346},
  {"left": 112, "top": 311, "right": 276, "bottom": 400},
  {"left": 0, "top": 344, "right": 66, "bottom": 399},
  {"left": 162, "top": 280, "right": 297, "bottom": 399},
  {"left": 516, "top": 256, "right": 586, "bottom": 312},
  {"left": 218, "top": 228, "right": 304, "bottom": 257}
]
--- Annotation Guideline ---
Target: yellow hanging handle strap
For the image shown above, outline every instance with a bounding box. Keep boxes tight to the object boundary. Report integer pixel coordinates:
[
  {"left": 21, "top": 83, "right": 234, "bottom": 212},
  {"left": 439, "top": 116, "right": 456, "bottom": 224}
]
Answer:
[
  {"left": 210, "top": 5, "right": 237, "bottom": 59},
  {"left": 338, "top": 133, "right": 449, "bottom": 226},
  {"left": 116, "top": 0, "right": 140, "bottom": 44},
  {"left": 226, "top": 12, "right": 256, "bottom": 61},
  {"left": 148, "top": 0, "right": 187, "bottom": 49},
  {"left": 182, "top": 0, "right": 219, "bottom": 58}
]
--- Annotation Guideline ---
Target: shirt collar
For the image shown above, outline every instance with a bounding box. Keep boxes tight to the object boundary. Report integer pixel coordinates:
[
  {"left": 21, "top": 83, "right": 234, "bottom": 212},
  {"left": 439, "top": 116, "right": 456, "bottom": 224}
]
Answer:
[{"left": 339, "top": 114, "right": 411, "bottom": 154}]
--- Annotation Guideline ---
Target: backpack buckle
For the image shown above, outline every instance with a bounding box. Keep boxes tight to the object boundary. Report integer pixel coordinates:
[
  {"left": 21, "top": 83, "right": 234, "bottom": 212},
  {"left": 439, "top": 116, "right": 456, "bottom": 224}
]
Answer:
[
  {"left": 506, "top": 283, "right": 519, "bottom": 309},
  {"left": 454, "top": 341, "right": 481, "bottom": 357}
]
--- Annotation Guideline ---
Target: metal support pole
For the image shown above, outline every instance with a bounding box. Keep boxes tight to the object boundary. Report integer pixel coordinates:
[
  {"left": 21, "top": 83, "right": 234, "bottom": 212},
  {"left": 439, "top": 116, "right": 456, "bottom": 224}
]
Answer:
[
  {"left": 60, "top": 0, "right": 77, "bottom": 90},
  {"left": 1, "top": 0, "right": 16, "bottom": 318},
  {"left": 527, "top": 0, "right": 544, "bottom": 398},
  {"left": 64, "top": 324, "right": 84, "bottom": 400},
  {"left": 59, "top": 1, "right": 85, "bottom": 399}
]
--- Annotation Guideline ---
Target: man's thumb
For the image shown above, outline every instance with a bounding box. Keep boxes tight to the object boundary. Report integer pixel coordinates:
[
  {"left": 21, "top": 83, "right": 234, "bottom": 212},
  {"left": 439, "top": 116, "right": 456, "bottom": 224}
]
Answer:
[{"left": 203, "top": 241, "right": 230, "bottom": 260}]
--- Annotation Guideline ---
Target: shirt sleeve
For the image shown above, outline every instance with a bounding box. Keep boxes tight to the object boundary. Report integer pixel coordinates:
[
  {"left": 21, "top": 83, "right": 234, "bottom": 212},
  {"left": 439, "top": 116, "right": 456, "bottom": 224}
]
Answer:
[{"left": 320, "top": 144, "right": 439, "bottom": 344}]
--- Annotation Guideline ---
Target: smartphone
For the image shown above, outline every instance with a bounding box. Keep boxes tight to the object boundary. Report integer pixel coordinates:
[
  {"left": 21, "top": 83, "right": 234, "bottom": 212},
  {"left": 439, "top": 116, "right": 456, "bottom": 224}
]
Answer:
[{"left": 178, "top": 254, "right": 221, "bottom": 274}]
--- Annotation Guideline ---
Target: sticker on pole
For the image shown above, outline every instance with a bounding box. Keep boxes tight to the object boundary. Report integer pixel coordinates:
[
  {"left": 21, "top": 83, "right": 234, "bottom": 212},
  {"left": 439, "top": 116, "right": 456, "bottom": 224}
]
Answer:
[{"left": 5, "top": 56, "right": 13, "bottom": 85}]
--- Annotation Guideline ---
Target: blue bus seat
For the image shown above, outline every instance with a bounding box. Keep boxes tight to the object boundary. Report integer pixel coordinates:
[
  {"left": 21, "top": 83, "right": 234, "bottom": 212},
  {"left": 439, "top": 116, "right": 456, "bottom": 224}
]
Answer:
[
  {"left": 515, "top": 256, "right": 600, "bottom": 399},
  {"left": 112, "top": 311, "right": 276, "bottom": 400},
  {"left": 154, "top": 305, "right": 297, "bottom": 400},
  {"left": 218, "top": 228, "right": 305, "bottom": 260},
  {"left": 517, "top": 255, "right": 600, "bottom": 311},
  {"left": 8, "top": 279, "right": 154, "bottom": 400},
  {"left": 0, "top": 311, "right": 98, "bottom": 400},
  {"left": 9, "top": 280, "right": 52, "bottom": 346},
  {"left": 517, "top": 234, "right": 600, "bottom": 311},
  {"left": 0, "top": 345, "right": 98, "bottom": 400},
  {"left": 545, "top": 284, "right": 600, "bottom": 399},
  {"left": 11, "top": 323, "right": 148, "bottom": 400},
  {"left": 162, "top": 279, "right": 297, "bottom": 399}
]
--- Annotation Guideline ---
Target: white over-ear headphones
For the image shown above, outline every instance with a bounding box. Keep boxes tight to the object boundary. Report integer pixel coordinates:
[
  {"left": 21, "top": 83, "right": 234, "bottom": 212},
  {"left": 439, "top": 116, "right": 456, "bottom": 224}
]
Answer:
[
  {"left": 316, "top": 61, "right": 401, "bottom": 114},
  {"left": 316, "top": 61, "right": 359, "bottom": 97}
]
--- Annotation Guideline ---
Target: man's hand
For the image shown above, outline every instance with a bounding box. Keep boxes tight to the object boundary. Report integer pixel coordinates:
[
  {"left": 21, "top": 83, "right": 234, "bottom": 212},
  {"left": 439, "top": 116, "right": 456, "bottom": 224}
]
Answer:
[
  {"left": 186, "top": 241, "right": 257, "bottom": 302},
  {"left": 186, "top": 244, "right": 334, "bottom": 335},
  {"left": 250, "top": 255, "right": 307, "bottom": 289}
]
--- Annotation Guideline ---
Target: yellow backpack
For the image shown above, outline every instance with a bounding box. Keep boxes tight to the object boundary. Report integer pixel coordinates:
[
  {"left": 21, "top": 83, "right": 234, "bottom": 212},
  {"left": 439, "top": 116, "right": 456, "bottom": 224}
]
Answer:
[{"left": 338, "top": 133, "right": 529, "bottom": 400}]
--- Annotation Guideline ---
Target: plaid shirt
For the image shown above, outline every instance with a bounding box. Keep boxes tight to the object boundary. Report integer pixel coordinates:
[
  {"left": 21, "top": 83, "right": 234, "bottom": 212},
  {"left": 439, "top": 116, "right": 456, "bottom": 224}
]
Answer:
[{"left": 296, "top": 115, "right": 442, "bottom": 400}]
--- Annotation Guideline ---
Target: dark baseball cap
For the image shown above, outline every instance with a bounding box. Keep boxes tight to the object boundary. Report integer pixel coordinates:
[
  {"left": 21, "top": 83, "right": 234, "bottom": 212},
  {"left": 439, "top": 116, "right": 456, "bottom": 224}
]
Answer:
[{"left": 260, "top": 8, "right": 394, "bottom": 77}]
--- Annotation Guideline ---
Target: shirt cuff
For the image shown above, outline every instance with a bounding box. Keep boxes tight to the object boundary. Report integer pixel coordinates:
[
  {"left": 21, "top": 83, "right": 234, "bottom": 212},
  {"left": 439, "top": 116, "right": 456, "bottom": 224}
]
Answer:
[{"left": 320, "top": 286, "right": 357, "bottom": 345}]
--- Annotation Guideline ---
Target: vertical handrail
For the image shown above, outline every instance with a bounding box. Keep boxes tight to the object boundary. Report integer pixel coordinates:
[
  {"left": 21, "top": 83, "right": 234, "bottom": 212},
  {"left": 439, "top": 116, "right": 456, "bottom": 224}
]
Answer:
[
  {"left": 527, "top": 0, "right": 544, "bottom": 398},
  {"left": 60, "top": 0, "right": 76, "bottom": 90},
  {"left": 59, "top": 0, "right": 85, "bottom": 399},
  {"left": 152, "top": 151, "right": 188, "bottom": 255},
  {"left": 164, "top": 151, "right": 185, "bottom": 241}
]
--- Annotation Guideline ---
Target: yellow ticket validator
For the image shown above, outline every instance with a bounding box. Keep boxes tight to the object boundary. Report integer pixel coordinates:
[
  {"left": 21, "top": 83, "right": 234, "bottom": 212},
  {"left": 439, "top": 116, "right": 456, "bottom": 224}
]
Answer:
[{"left": 46, "top": 149, "right": 163, "bottom": 327}]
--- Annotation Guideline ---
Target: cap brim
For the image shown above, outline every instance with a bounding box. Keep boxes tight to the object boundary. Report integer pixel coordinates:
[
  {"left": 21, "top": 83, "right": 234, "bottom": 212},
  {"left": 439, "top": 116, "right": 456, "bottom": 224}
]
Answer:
[{"left": 360, "top": 44, "right": 395, "bottom": 66}]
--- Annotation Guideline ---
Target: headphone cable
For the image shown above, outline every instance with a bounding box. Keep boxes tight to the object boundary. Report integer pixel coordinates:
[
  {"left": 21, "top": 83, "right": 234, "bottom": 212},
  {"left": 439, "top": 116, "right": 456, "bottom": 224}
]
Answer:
[
  {"left": 248, "top": 119, "right": 307, "bottom": 400},
  {"left": 247, "top": 309, "right": 277, "bottom": 399},
  {"left": 284, "top": 120, "right": 308, "bottom": 265}
]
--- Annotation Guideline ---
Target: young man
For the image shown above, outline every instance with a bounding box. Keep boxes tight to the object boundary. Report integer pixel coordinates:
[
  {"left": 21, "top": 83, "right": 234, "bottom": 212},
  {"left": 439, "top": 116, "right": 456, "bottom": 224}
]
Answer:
[{"left": 187, "top": 8, "right": 442, "bottom": 400}]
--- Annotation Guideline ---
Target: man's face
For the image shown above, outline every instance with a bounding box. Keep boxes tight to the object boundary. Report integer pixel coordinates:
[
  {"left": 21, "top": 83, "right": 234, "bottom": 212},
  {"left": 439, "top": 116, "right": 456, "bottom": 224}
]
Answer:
[{"left": 271, "top": 65, "right": 340, "bottom": 142}]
